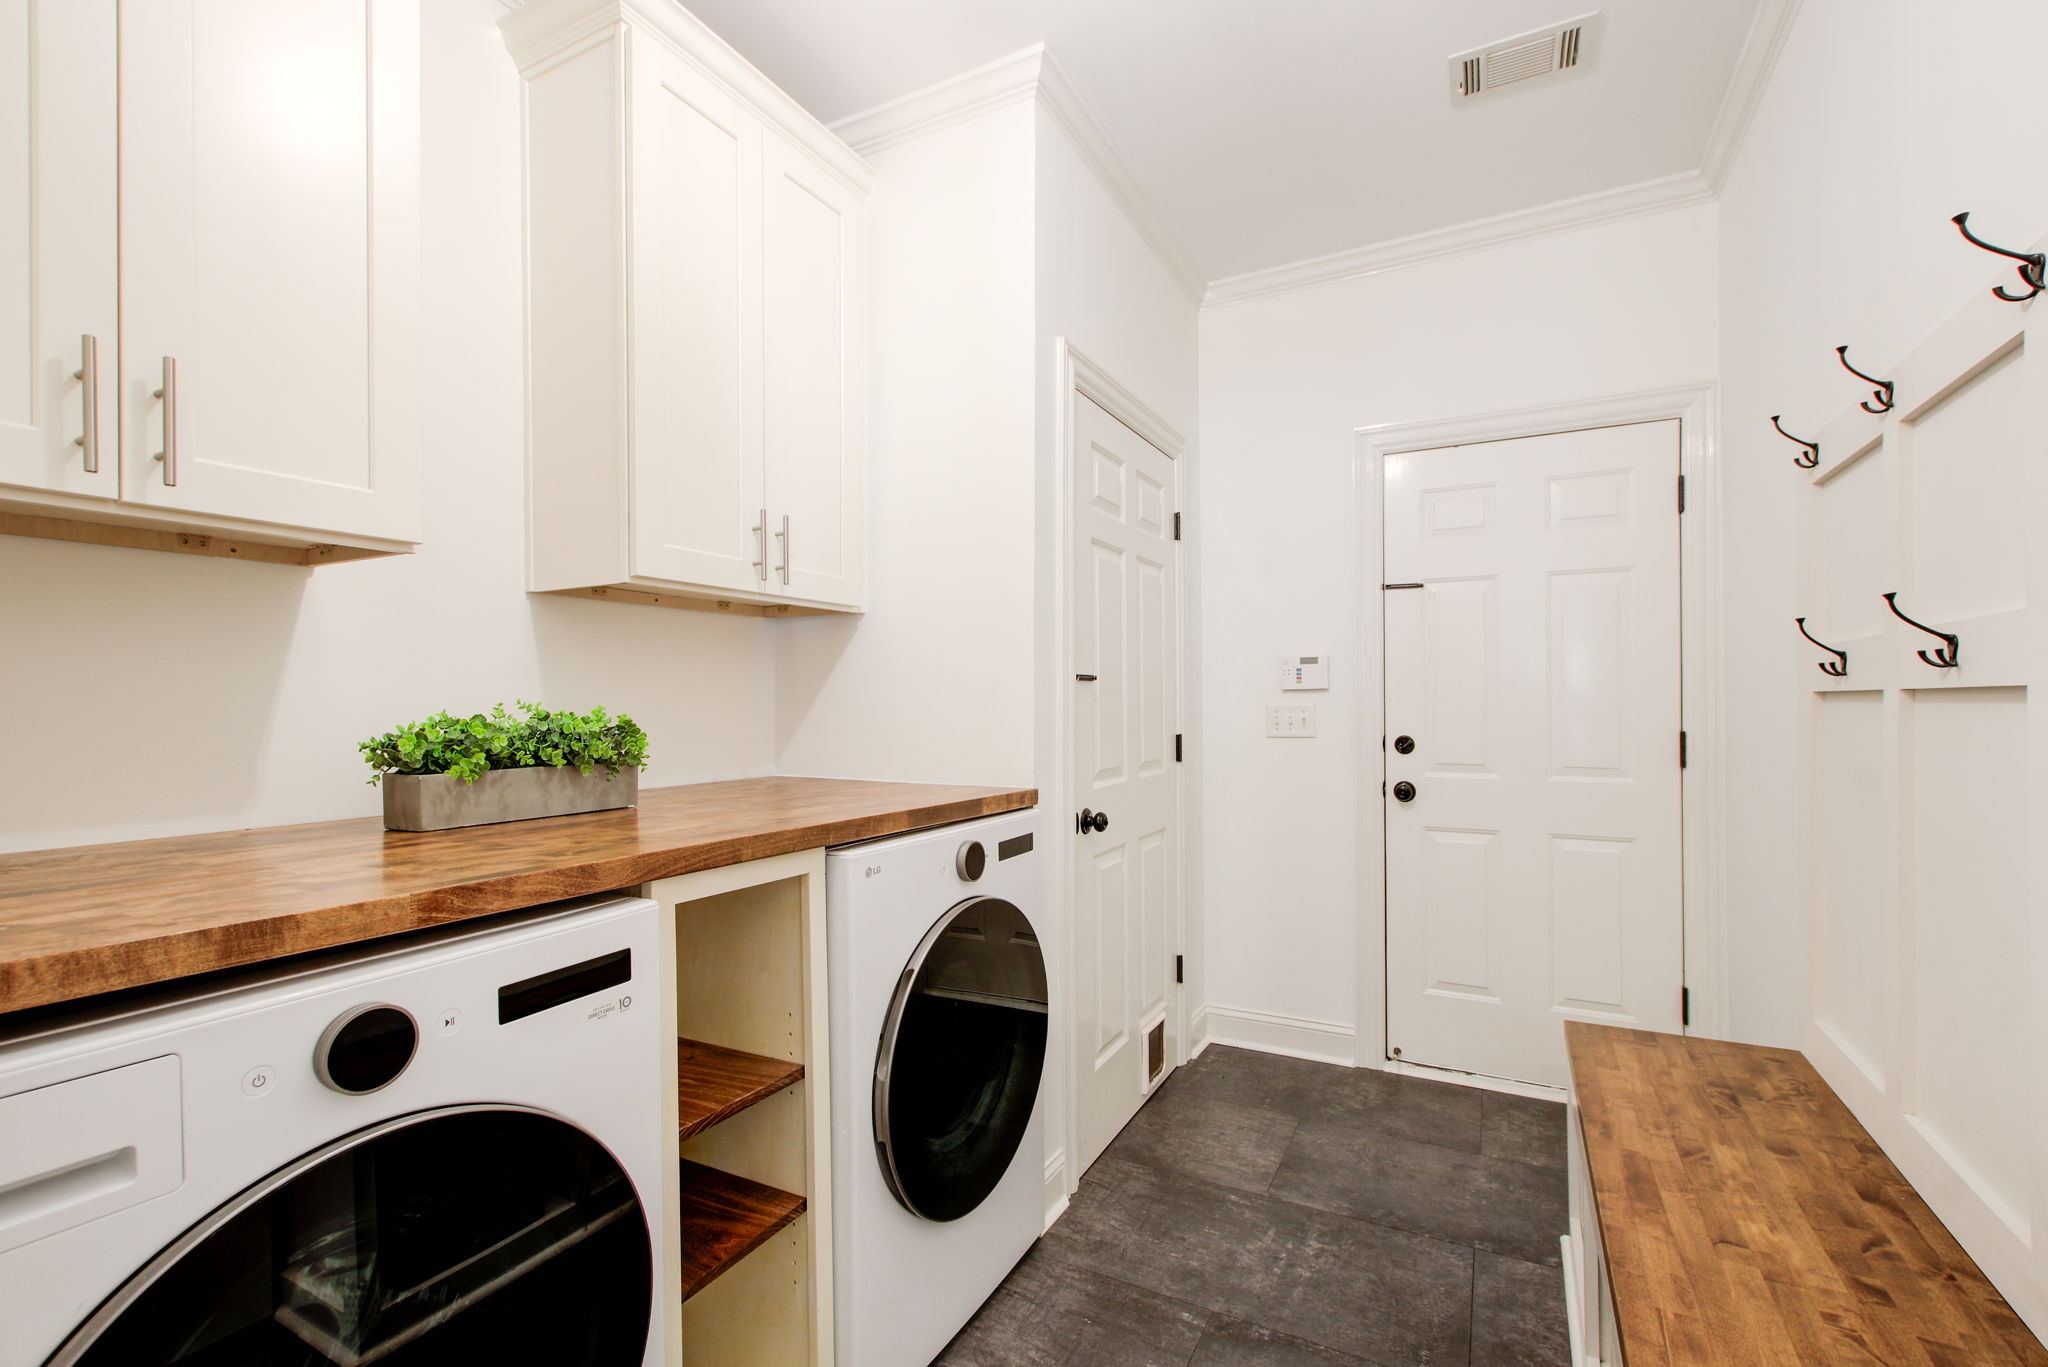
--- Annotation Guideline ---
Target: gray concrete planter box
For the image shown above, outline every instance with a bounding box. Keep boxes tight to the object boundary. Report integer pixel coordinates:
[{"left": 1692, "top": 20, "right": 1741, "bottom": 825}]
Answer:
[{"left": 381, "top": 765, "right": 639, "bottom": 832}]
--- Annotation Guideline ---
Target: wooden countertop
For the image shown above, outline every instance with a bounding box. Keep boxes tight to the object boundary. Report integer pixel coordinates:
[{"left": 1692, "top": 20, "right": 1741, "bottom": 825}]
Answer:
[
  {"left": 0, "top": 776, "right": 1034, "bottom": 1014},
  {"left": 1566, "top": 1022, "right": 2048, "bottom": 1367}
]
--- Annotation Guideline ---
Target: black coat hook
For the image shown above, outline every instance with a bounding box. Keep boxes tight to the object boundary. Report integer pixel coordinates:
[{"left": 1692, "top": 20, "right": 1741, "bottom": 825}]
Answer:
[
  {"left": 1836, "top": 346, "right": 1895, "bottom": 414},
  {"left": 1952, "top": 212, "right": 2045, "bottom": 302},
  {"left": 1882, "top": 592, "right": 1959, "bottom": 668},
  {"left": 1795, "top": 618, "right": 1849, "bottom": 676},
  {"left": 1770, "top": 415, "right": 1820, "bottom": 468}
]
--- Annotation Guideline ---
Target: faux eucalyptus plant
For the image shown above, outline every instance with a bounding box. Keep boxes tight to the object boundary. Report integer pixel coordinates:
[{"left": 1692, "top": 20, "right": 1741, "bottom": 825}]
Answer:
[{"left": 359, "top": 702, "right": 649, "bottom": 785}]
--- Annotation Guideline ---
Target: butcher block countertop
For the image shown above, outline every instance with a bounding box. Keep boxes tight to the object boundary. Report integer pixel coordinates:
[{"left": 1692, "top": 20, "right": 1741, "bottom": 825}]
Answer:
[
  {"left": 0, "top": 776, "right": 1035, "bottom": 1014},
  {"left": 1566, "top": 1022, "right": 2048, "bottom": 1367}
]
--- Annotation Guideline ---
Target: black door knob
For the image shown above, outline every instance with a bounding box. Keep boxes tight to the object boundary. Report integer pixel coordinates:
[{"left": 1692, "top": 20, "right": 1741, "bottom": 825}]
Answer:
[
  {"left": 1077, "top": 808, "right": 1110, "bottom": 833},
  {"left": 1392, "top": 781, "right": 1417, "bottom": 803},
  {"left": 1393, "top": 735, "right": 1415, "bottom": 754}
]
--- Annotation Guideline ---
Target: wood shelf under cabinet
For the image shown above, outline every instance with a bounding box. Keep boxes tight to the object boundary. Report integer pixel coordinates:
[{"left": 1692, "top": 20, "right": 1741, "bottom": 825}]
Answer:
[
  {"left": 676, "top": 1038, "right": 805, "bottom": 1142},
  {"left": 676, "top": 1160, "right": 808, "bottom": 1302}
]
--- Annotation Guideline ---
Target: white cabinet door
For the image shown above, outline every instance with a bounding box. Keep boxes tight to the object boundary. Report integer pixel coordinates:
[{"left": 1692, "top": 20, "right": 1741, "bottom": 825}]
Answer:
[
  {"left": 116, "top": 0, "right": 419, "bottom": 542},
  {"left": 762, "top": 133, "right": 862, "bottom": 608},
  {"left": 0, "top": 0, "right": 117, "bottom": 499},
  {"left": 628, "top": 43, "right": 764, "bottom": 593}
]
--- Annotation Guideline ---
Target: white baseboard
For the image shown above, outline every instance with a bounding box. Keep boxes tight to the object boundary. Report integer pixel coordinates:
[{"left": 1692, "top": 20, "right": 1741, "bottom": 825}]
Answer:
[
  {"left": 1560, "top": 1234, "right": 1593, "bottom": 1367},
  {"left": 1188, "top": 1005, "right": 1212, "bottom": 1058},
  {"left": 1200, "top": 1004, "right": 1355, "bottom": 1065},
  {"left": 1042, "top": 1150, "right": 1068, "bottom": 1229}
]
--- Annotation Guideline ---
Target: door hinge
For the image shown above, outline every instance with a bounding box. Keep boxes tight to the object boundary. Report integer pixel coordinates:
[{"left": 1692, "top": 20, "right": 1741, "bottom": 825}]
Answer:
[
  {"left": 1679, "top": 730, "right": 1689, "bottom": 768},
  {"left": 1174, "top": 733, "right": 1184, "bottom": 762},
  {"left": 1173, "top": 511, "right": 1182, "bottom": 541},
  {"left": 1175, "top": 954, "right": 1184, "bottom": 985},
  {"left": 1678, "top": 474, "right": 1687, "bottom": 514},
  {"left": 1682, "top": 986, "right": 1691, "bottom": 1027}
]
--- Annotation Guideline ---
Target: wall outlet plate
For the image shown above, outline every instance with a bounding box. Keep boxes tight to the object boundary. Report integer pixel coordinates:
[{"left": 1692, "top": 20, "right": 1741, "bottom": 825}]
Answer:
[{"left": 1266, "top": 704, "right": 1316, "bottom": 737}]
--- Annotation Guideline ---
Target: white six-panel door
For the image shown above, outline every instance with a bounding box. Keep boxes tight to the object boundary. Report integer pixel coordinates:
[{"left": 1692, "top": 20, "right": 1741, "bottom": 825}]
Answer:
[
  {"left": 0, "top": 0, "right": 117, "bottom": 500},
  {"left": 1071, "top": 394, "right": 1179, "bottom": 1174},
  {"left": 1383, "top": 420, "right": 1683, "bottom": 1088}
]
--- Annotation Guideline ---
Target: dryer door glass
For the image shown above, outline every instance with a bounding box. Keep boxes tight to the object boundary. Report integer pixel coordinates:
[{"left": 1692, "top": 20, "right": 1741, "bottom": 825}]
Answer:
[
  {"left": 875, "top": 896, "right": 1048, "bottom": 1222},
  {"left": 51, "top": 1106, "right": 652, "bottom": 1367}
]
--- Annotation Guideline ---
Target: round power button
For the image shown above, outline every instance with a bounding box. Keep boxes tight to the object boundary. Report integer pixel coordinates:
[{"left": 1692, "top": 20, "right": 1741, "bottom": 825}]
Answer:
[{"left": 241, "top": 1065, "right": 277, "bottom": 1097}]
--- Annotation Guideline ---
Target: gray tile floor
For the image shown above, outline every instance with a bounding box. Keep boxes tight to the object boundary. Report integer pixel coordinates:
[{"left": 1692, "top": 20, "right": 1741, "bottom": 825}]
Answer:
[{"left": 935, "top": 1047, "right": 1571, "bottom": 1367}]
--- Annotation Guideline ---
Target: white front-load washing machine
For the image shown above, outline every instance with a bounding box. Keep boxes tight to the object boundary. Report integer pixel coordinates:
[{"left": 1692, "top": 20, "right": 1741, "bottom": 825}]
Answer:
[
  {"left": 827, "top": 809, "right": 1046, "bottom": 1367},
  {"left": 0, "top": 893, "right": 666, "bottom": 1367}
]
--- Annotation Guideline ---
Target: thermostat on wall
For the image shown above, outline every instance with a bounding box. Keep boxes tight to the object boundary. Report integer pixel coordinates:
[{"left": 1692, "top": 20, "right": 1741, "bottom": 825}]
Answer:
[{"left": 1280, "top": 655, "right": 1329, "bottom": 691}]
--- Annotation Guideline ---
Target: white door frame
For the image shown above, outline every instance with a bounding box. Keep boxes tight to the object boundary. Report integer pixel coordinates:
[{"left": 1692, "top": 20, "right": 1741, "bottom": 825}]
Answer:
[
  {"left": 1353, "top": 383, "right": 1726, "bottom": 1077},
  {"left": 1049, "top": 338, "right": 1188, "bottom": 1208}
]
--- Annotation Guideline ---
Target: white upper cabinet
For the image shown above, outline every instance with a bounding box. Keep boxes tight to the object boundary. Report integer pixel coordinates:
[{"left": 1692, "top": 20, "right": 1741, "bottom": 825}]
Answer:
[
  {"left": 0, "top": 0, "right": 420, "bottom": 562},
  {"left": 762, "top": 134, "right": 864, "bottom": 607},
  {"left": 507, "top": 0, "right": 870, "bottom": 616},
  {"left": 116, "top": 0, "right": 420, "bottom": 545},
  {"left": 0, "top": 0, "right": 118, "bottom": 501}
]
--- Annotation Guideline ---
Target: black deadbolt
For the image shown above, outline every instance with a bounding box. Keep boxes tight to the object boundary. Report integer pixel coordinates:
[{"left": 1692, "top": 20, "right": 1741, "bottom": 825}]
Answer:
[
  {"left": 1393, "top": 735, "right": 1415, "bottom": 754},
  {"left": 1392, "top": 781, "right": 1417, "bottom": 803}
]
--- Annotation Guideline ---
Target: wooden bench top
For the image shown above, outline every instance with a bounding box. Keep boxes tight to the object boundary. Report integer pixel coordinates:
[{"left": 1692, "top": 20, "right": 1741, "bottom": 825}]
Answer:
[{"left": 1565, "top": 1022, "right": 2048, "bottom": 1367}]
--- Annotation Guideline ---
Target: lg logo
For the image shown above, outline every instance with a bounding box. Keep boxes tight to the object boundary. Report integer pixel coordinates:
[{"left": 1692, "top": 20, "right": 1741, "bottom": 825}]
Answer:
[{"left": 864, "top": 865, "right": 883, "bottom": 879}]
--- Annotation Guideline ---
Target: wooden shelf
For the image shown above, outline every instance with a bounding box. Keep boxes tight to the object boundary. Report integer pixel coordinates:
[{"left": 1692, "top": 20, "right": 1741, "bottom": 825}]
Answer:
[
  {"left": 677, "top": 1038, "right": 805, "bottom": 1141},
  {"left": 677, "top": 1160, "right": 806, "bottom": 1302}
]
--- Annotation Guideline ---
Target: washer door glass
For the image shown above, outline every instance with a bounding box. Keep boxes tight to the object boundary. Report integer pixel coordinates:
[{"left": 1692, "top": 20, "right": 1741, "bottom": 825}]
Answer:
[
  {"left": 52, "top": 1106, "right": 651, "bottom": 1367},
  {"left": 875, "top": 896, "right": 1048, "bottom": 1222}
]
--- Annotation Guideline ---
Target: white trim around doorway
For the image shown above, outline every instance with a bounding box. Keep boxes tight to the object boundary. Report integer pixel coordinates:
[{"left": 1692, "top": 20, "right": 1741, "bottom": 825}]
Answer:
[
  {"left": 1351, "top": 382, "right": 1726, "bottom": 1073},
  {"left": 1048, "top": 339, "right": 1190, "bottom": 1217}
]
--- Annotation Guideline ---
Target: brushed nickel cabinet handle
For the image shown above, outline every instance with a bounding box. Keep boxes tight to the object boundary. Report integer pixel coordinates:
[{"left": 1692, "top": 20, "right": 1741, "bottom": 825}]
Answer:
[
  {"left": 776, "top": 514, "right": 790, "bottom": 585},
  {"left": 71, "top": 334, "right": 99, "bottom": 473},
  {"left": 151, "top": 356, "right": 178, "bottom": 487},
  {"left": 751, "top": 507, "right": 768, "bottom": 580}
]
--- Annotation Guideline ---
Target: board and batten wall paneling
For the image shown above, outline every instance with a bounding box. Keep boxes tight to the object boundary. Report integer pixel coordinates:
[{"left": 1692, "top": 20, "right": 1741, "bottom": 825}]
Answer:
[
  {"left": 0, "top": 0, "right": 777, "bottom": 854},
  {"left": 1796, "top": 267, "right": 2046, "bottom": 1334}
]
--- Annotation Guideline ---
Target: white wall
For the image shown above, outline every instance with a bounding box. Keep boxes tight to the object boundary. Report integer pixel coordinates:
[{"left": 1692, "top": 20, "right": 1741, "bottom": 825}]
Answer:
[
  {"left": 1031, "top": 105, "right": 1201, "bottom": 1201},
  {"left": 1196, "top": 203, "right": 1721, "bottom": 1058},
  {"left": 0, "top": 0, "right": 777, "bottom": 854},
  {"left": 1719, "top": 0, "right": 2048, "bottom": 1333},
  {"left": 773, "top": 104, "right": 1038, "bottom": 786},
  {"left": 1715, "top": 0, "right": 2048, "bottom": 1056}
]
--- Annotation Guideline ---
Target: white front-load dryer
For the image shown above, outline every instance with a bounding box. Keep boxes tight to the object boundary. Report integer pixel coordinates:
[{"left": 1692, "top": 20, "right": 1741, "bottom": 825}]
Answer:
[
  {"left": 827, "top": 809, "right": 1045, "bottom": 1367},
  {"left": 0, "top": 894, "right": 666, "bottom": 1367}
]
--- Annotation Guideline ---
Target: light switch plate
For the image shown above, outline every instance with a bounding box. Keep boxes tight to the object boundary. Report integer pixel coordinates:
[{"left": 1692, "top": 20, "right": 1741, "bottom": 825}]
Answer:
[{"left": 1266, "top": 704, "right": 1316, "bottom": 737}]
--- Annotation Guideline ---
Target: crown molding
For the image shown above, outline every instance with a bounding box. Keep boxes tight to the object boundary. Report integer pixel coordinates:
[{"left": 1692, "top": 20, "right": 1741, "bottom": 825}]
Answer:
[
  {"left": 1202, "top": 169, "right": 1715, "bottom": 310},
  {"left": 831, "top": 45, "right": 1205, "bottom": 305},
  {"left": 1204, "top": 0, "right": 1805, "bottom": 310},
  {"left": 828, "top": 44, "right": 1047, "bottom": 155},
  {"left": 1699, "top": 0, "right": 1803, "bottom": 192},
  {"left": 1032, "top": 49, "right": 1205, "bottom": 304}
]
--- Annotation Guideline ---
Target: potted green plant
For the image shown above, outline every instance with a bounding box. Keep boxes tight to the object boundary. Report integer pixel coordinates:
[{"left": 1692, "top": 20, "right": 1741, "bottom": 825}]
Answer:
[{"left": 360, "top": 702, "right": 650, "bottom": 832}]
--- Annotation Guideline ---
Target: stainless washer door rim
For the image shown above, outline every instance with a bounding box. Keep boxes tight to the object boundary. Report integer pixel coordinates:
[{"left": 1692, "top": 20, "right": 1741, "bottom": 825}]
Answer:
[{"left": 42, "top": 1102, "right": 650, "bottom": 1367}]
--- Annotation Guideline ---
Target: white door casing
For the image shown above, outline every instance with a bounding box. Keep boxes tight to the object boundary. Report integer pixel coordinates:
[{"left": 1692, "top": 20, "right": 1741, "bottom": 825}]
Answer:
[
  {"left": 1383, "top": 420, "right": 1684, "bottom": 1088},
  {"left": 1070, "top": 392, "right": 1180, "bottom": 1176},
  {"left": 0, "top": 0, "right": 118, "bottom": 500},
  {"left": 116, "top": 0, "right": 419, "bottom": 542}
]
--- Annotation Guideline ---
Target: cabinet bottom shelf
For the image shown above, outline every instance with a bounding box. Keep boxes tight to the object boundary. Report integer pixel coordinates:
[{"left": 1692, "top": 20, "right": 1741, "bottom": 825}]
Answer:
[{"left": 677, "top": 1160, "right": 807, "bottom": 1302}]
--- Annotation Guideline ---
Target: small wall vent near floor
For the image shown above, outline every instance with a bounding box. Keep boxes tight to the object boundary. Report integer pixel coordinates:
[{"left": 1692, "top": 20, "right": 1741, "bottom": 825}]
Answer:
[{"left": 1450, "top": 13, "right": 1600, "bottom": 102}]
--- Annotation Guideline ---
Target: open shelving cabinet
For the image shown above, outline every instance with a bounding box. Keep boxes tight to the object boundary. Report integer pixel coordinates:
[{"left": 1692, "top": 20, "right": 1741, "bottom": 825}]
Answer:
[{"left": 646, "top": 849, "right": 834, "bottom": 1367}]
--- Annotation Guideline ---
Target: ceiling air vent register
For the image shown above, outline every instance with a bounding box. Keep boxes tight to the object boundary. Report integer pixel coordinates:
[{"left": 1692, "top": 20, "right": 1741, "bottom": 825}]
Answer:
[{"left": 1450, "top": 13, "right": 1601, "bottom": 104}]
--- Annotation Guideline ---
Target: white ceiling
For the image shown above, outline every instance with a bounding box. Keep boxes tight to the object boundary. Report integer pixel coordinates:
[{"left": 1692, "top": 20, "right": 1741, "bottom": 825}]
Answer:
[{"left": 676, "top": 0, "right": 1765, "bottom": 285}]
